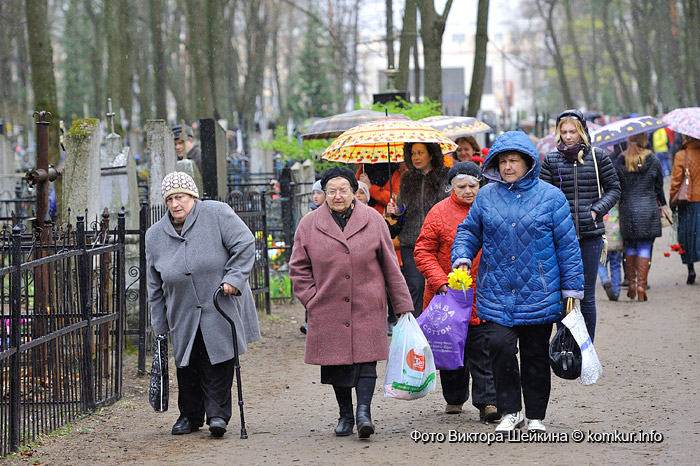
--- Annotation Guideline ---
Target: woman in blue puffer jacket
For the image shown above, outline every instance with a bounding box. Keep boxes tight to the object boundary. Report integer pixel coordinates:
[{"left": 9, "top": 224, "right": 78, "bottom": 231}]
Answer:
[{"left": 451, "top": 131, "right": 584, "bottom": 434}]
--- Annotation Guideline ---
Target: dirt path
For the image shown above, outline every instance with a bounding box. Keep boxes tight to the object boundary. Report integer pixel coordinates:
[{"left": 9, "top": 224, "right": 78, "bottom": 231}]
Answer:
[{"left": 2, "top": 225, "right": 699, "bottom": 465}]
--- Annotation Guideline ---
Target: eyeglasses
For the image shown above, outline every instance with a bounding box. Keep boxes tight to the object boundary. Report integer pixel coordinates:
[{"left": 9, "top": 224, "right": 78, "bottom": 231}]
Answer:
[{"left": 325, "top": 189, "right": 353, "bottom": 197}]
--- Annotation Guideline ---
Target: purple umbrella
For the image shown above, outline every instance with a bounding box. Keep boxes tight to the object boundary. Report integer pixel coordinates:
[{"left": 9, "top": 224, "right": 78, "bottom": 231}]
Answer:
[
  {"left": 662, "top": 107, "right": 700, "bottom": 139},
  {"left": 590, "top": 116, "right": 665, "bottom": 148}
]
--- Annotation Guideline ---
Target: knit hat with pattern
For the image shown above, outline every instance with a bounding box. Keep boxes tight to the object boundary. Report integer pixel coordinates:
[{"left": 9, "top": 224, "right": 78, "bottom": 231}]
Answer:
[{"left": 161, "top": 171, "right": 199, "bottom": 200}]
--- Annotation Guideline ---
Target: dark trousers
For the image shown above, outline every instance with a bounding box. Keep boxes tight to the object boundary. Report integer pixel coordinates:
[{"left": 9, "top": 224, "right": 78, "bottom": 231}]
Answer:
[
  {"left": 579, "top": 237, "right": 603, "bottom": 342},
  {"left": 485, "top": 321, "right": 552, "bottom": 420},
  {"left": 400, "top": 245, "right": 425, "bottom": 317},
  {"left": 440, "top": 324, "right": 496, "bottom": 408},
  {"left": 176, "top": 328, "right": 235, "bottom": 426}
]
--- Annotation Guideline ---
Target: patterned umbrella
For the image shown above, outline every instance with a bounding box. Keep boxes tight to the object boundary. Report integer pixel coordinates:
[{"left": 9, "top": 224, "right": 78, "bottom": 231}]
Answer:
[
  {"left": 418, "top": 116, "right": 491, "bottom": 139},
  {"left": 301, "top": 110, "right": 410, "bottom": 140},
  {"left": 662, "top": 107, "right": 700, "bottom": 139},
  {"left": 590, "top": 116, "right": 665, "bottom": 148},
  {"left": 321, "top": 118, "right": 458, "bottom": 164}
]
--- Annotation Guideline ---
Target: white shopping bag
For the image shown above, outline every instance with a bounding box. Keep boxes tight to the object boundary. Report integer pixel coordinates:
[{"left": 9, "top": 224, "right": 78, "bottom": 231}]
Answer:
[
  {"left": 562, "top": 301, "right": 603, "bottom": 385},
  {"left": 384, "top": 313, "right": 437, "bottom": 400}
]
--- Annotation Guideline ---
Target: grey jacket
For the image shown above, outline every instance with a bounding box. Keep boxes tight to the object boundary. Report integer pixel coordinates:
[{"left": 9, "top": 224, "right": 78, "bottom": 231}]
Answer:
[{"left": 146, "top": 199, "right": 261, "bottom": 367}]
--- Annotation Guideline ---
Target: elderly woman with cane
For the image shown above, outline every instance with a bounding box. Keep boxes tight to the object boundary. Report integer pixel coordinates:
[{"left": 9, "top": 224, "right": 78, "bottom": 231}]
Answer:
[
  {"left": 147, "top": 172, "right": 260, "bottom": 438},
  {"left": 289, "top": 166, "right": 413, "bottom": 439}
]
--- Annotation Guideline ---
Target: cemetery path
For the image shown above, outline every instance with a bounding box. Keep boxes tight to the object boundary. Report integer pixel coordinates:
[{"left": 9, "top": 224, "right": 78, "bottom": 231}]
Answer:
[{"left": 2, "top": 226, "right": 699, "bottom": 465}]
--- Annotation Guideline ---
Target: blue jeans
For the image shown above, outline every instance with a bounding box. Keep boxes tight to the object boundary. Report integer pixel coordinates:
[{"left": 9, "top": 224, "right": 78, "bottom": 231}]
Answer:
[
  {"left": 579, "top": 237, "right": 603, "bottom": 343},
  {"left": 656, "top": 152, "right": 671, "bottom": 177},
  {"left": 597, "top": 250, "right": 622, "bottom": 296}
]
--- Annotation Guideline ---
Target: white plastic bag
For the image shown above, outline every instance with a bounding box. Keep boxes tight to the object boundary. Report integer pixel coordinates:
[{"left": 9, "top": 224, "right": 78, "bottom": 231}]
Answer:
[
  {"left": 561, "top": 302, "right": 603, "bottom": 385},
  {"left": 384, "top": 313, "right": 437, "bottom": 400}
]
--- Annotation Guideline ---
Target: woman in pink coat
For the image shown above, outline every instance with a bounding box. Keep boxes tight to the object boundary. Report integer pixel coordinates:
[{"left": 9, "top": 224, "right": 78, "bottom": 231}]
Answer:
[{"left": 289, "top": 166, "right": 413, "bottom": 440}]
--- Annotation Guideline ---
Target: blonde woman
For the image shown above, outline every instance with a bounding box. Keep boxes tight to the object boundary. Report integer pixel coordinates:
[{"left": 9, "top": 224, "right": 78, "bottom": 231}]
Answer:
[
  {"left": 613, "top": 133, "right": 666, "bottom": 300},
  {"left": 540, "top": 109, "right": 620, "bottom": 342}
]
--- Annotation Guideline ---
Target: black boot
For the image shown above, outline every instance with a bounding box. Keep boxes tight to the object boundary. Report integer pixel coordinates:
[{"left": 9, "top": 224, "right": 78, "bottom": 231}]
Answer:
[
  {"left": 356, "top": 404, "right": 375, "bottom": 439},
  {"left": 335, "top": 405, "right": 354, "bottom": 436},
  {"left": 688, "top": 264, "right": 696, "bottom": 285}
]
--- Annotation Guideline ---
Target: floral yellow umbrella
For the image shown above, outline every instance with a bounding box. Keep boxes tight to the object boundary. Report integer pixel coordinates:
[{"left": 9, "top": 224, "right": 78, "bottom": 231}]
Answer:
[{"left": 321, "top": 118, "right": 458, "bottom": 164}]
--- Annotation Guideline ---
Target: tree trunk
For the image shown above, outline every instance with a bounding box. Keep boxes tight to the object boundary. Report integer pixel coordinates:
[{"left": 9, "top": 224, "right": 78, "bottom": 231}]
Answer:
[
  {"left": 150, "top": 0, "right": 167, "bottom": 119},
  {"left": 687, "top": 0, "right": 700, "bottom": 104},
  {"left": 186, "top": 0, "right": 215, "bottom": 118},
  {"left": 466, "top": 0, "right": 489, "bottom": 117},
  {"left": 668, "top": 0, "right": 686, "bottom": 106},
  {"left": 538, "top": 0, "right": 574, "bottom": 108},
  {"left": 386, "top": 0, "right": 394, "bottom": 70},
  {"left": 601, "top": 2, "right": 634, "bottom": 111},
  {"left": 84, "top": 0, "right": 103, "bottom": 118},
  {"left": 105, "top": 0, "right": 120, "bottom": 131},
  {"left": 239, "top": 1, "right": 269, "bottom": 129},
  {"left": 118, "top": 0, "right": 133, "bottom": 126},
  {"left": 206, "top": 0, "right": 225, "bottom": 120},
  {"left": 629, "top": 1, "right": 654, "bottom": 113},
  {"left": 396, "top": 0, "right": 416, "bottom": 92},
  {"left": 417, "top": 0, "right": 453, "bottom": 105},
  {"left": 564, "top": 0, "right": 592, "bottom": 108},
  {"left": 25, "top": 0, "right": 61, "bottom": 204}
]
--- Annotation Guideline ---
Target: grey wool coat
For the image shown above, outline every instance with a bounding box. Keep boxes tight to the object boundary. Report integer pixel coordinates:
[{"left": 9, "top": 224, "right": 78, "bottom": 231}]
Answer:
[{"left": 146, "top": 199, "right": 261, "bottom": 368}]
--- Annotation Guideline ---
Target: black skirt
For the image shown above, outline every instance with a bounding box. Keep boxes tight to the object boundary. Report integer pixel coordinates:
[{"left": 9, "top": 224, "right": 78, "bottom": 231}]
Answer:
[{"left": 321, "top": 361, "right": 377, "bottom": 387}]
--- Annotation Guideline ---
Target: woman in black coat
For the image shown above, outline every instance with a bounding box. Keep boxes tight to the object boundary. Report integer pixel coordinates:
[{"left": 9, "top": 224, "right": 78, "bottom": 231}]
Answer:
[
  {"left": 613, "top": 133, "right": 666, "bottom": 301},
  {"left": 387, "top": 142, "right": 450, "bottom": 316},
  {"left": 540, "top": 109, "right": 621, "bottom": 342}
]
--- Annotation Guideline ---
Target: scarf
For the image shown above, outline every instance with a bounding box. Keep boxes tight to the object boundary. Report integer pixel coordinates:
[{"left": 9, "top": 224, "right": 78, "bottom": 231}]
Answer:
[
  {"left": 557, "top": 142, "right": 582, "bottom": 163},
  {"left": 330, "top": 203, "right": 354, "bottom": 231}
]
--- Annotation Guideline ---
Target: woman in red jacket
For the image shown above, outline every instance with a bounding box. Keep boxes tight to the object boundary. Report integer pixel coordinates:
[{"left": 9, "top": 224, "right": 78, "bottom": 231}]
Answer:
[{"left": 414, "top": 162, "right": 499, "bottom": 423}]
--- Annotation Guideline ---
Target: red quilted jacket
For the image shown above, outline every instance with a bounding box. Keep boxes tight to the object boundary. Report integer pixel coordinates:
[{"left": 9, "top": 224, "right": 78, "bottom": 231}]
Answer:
[{"left": 414, "top": 190, "right": 482, "bottom": 325}]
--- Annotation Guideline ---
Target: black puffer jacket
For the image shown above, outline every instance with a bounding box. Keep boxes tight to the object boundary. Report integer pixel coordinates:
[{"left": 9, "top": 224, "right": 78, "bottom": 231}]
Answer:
[
  {"left": 395, "top": 145, "right": 450, "bottom": 248},
  {"left": 613, "top": 152, "right": 666, "bottom": 241},
  {"left": 541, "top": 146, "right": 621, "bottom": 239}
]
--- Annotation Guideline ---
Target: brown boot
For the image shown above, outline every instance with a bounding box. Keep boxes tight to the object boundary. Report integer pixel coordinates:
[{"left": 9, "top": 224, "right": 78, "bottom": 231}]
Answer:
[
  {"left": 625, "top": 255, "right": 637, "bottom": 300},
  {"left": 637, "top": 258, "right": 650, "bottom": 301}
]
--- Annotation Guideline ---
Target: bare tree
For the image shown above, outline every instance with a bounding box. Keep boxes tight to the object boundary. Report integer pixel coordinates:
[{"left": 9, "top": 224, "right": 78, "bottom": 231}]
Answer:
[
  {"left": 396, "top": 0, "right": 416, "bottom": 93},
  {"left": 536, "top": 0, "right": 574, "bottom": 108},
  {"left": 150, "top": 0, "right": 167, "bottom": 118},
  {"left": 563, "top": 0, "right": 592, "bottom": 108},
  {"left": 466, "top": 0, "right": 489, "bottom": 117},
  {"left": 601, "top": 2, "right": 634, "bottom": 111},
  {"left": 417, "top": 0, "right": 454, "bottom": 104}
]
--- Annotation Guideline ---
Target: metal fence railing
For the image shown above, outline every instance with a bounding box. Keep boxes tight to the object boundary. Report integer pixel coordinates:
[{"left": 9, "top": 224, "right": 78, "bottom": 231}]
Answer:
[{"left": 0, "top": 212, "right": 125, "bottom": 456}]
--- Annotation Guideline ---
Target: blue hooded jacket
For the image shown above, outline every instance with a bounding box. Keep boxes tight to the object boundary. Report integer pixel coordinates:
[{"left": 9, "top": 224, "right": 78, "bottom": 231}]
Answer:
[{"left": 451, "top": 131, "right": 584, "bottom": 327}]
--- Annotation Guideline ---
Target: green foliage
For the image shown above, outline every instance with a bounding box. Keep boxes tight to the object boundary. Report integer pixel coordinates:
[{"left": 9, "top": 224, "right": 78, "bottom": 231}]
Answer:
[
  {"left": 286, "top": 12, "right": 342, "bottom": 121},
  {"left": 270, "top": 272, "right": 291, "bottom": 299},
  {"left": 368, "top": 97, "right": 443, "bottom": 121},
  {"left": 260, "top": 126, "right": 336, "bottom": 172}
]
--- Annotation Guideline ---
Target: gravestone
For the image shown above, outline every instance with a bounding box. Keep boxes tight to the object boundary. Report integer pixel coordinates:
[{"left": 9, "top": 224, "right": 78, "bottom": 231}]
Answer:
[
  {"left": 145, "top": 120, "right": 177, "bottom": 205},
  {"left": 62, "top": 119, "right": 102, "bottom": 224},
  {"left": 199, "top": 118, "right": 227, "bottom": 199},
  {"left": 176, "top": 159, "right": 203, "bottom": 196},
  {"left": 0, "top": 135, "right": 18, "bottom": 199}
]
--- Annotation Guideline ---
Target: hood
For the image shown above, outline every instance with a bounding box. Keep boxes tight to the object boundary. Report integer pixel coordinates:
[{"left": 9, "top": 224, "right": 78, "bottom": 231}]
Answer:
[
  {"left": 482, "top": 131, "right": 540, "bottom": 189},
  {"left": 556, "top": 109, "right": 592, "bottom": 147},
  {"left": 403, "top": 142, "right": 445, "bottom": 174}
]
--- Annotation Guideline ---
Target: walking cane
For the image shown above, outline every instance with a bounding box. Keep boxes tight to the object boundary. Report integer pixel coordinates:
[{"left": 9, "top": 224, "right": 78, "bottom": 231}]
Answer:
[{"left": 213, "top": 285, "right": 248, "bottom": 439}]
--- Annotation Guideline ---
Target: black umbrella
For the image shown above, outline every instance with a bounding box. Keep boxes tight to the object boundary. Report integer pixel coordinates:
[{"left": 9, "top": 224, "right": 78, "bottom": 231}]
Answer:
[{"left": 149, "top": 334, "right": 169, "bottom": 412}]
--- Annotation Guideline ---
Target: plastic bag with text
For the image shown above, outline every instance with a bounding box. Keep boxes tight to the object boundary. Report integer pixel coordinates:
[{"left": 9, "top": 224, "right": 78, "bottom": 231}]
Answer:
[
  {"left": 384, "top": 313, "right": 436, "bottom": 400},
  {"left": 415, "top": 287, "right": 471, "bottom": 370},
  {"left": 561, "top": 303, "right": 603, "bottom": 385}
]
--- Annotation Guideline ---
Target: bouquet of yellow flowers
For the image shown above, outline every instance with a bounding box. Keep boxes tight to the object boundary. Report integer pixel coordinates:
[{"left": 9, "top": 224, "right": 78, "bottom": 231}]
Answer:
[{"left": 447, "top": 268, "right": 473, "bottom": 291}]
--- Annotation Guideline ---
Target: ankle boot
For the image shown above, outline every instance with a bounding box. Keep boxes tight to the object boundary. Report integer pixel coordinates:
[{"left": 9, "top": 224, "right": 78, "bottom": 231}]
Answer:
[
  {"left": 688, "top": 265, "right": 696, "bottom": 285},
  {"left": 625, "top": 255, "right": 637, "bottom": 299},
  {"left": 356, "top": 404, "right": 375, "bottom": 439},
  {"left": 335, "top": 405, "right": 354, "bottom": 436},
  {"left": 637, "top": 259, "right": 650, "bottom": 301}
]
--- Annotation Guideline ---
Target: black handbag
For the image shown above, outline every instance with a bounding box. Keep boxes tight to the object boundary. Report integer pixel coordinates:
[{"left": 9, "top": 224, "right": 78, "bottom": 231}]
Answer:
[
  {"left": 549, "top": 325, "right": 582, "bottom": 380},
  {"left": 149, "top": 334, "right": 169, "bottom": 412}
]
